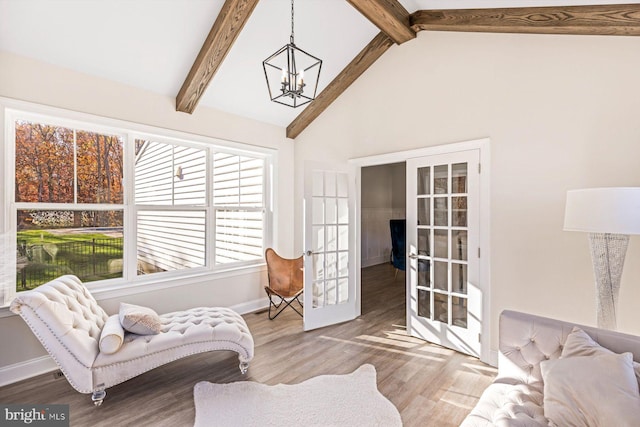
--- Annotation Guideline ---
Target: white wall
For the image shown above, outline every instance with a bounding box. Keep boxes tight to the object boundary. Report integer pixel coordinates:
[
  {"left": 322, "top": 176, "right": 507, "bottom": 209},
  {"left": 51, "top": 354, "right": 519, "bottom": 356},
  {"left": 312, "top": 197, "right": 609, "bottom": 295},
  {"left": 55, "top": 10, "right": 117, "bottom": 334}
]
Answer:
[
  {"left": 293, "top": 31, "right": 640, "bottom": 352},
  {"left": 0, "top": 51, "right": 294, "bottom": 371},
  {"left": 361, "top": 163, "right": 406, "bottom": 267}
]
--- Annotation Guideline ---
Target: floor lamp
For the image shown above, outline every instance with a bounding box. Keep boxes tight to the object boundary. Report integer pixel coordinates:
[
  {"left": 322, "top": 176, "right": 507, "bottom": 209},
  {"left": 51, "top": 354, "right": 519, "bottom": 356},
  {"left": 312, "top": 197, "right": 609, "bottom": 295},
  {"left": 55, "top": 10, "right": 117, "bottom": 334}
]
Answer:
[{"left": 563, "top": 188, "right": 640, "bottom": 330}]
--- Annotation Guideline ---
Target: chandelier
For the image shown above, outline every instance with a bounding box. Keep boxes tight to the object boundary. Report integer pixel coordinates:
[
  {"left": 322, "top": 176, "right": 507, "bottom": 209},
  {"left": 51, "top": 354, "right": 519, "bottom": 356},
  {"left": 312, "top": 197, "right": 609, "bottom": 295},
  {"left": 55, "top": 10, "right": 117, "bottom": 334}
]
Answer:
[{"left": 262, "top": 0, "right": 322, "bottom": 108}]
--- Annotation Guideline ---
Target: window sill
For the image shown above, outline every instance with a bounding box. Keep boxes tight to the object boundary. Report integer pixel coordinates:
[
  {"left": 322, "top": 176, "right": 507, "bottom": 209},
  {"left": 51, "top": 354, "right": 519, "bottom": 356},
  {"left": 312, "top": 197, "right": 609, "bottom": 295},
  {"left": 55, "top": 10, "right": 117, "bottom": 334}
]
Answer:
[{"left": 0, "top": 263, "right": 267, "bottom": 319}]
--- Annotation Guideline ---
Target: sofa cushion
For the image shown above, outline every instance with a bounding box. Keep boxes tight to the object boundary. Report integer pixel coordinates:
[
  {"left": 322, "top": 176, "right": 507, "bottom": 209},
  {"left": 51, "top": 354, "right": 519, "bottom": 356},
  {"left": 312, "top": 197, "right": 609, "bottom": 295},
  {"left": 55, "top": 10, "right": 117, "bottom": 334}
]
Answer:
[
  {"left": 561, "top": 326, "right": 640, "bottom": 387},
  {"left": 541, "top": 352, "right": 640, "bottom": 427},
  {"left": 460, "top": 380, "right": 547, "bottom": 427},
  {"left": 119, "top": 302, "right": 161, "bottom": 335},
  {"left": 99, "top": 314, "right": 125, "bottom": 354}
]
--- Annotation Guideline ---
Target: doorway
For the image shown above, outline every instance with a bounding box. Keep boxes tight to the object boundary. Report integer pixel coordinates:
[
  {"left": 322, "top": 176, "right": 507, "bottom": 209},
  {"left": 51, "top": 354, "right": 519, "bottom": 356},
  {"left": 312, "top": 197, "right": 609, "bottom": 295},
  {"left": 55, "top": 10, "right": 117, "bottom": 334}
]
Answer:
[
  {"left": 361, "top": 162, "right": 406, "bottom": 270},
  {"left": 360, "top": 162, "right": 406, "bottom": 318}
]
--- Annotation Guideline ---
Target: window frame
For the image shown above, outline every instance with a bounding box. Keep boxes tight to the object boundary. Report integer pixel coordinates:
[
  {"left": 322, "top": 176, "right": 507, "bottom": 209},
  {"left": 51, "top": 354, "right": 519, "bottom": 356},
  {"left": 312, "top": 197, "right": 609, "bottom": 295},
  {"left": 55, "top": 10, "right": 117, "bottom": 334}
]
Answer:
[{"left": 1, "top": 100, "right": 274, "bottom": 307}]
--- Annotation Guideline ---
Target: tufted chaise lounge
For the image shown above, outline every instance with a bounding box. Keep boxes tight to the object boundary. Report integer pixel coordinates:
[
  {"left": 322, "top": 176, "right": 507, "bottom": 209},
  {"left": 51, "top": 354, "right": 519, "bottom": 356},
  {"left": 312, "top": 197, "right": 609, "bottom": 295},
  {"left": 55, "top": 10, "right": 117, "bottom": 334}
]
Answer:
[
  {"left": 461, "top": 310, "right": 640, "bottom": 426},
  {"left": 10, "top": 275, "right": 254, "bottom": 405}
]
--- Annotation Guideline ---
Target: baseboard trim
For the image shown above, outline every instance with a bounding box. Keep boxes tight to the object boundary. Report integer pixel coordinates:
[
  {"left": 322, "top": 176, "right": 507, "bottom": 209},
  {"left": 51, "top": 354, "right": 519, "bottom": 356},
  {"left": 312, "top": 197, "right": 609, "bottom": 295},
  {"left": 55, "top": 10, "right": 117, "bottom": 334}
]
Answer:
[
  {"left": 0, "top": 355, "right": 58, "bottom": 387},
  {"left": 0, "top": 297, "right": 270, "bottom": 387},
  {"left": 362, "top": 257, "right": 389, "bottom": 268},
  {"left": 230, "top": 297, "right": 269, "bottom": 315}
]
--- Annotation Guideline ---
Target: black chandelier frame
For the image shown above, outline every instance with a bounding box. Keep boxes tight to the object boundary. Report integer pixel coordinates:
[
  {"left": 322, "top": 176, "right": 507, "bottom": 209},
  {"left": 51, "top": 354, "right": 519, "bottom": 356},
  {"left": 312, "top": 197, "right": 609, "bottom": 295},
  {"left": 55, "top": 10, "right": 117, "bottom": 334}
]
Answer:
[{"left": 262, "top": 0, "right": 322, "bottom": 108}]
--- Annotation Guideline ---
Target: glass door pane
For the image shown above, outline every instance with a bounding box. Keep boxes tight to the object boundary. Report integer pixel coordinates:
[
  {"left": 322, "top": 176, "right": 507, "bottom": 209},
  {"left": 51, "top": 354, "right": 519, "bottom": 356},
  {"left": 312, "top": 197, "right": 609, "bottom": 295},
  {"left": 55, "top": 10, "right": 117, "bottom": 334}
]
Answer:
[
  {"left": 414, "top": 162, "right": 469, "bottom": 329},
  {"left": 416, "top": 166, "right": 432, "bottom": 323},
  {"left": 304, "top": 163, "right": 355, "bottom": 332},
  {"left": 407, "top": 148, "right": 481, "bottom": 358},
  {"left": 311, "top": 170, "right": 350, "bottom": 309}
]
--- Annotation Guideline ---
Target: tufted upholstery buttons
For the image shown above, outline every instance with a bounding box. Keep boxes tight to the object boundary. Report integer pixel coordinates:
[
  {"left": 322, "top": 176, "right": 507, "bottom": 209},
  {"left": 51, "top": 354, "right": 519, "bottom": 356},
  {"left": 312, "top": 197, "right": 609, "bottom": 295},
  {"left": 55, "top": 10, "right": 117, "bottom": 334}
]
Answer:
[
  {"left": 461, "top": 309, "right": 640, "bottom": 427},
  {"left": 10, "top": 274, "right": 255, "bottom": 399},
  {"left": 461, "top": 382, "right": 546, "bottom": 426},
  {"left": 92, "top": 305, "right": 255, "bottom": 390}
]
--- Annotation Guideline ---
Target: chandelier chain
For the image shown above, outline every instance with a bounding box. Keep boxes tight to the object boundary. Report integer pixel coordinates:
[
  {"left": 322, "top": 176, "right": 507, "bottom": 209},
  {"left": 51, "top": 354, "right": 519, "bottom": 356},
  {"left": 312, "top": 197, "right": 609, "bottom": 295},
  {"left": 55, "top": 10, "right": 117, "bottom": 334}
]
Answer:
[{"left": 290, "top": 0, "right": 295, "bottom": 44}]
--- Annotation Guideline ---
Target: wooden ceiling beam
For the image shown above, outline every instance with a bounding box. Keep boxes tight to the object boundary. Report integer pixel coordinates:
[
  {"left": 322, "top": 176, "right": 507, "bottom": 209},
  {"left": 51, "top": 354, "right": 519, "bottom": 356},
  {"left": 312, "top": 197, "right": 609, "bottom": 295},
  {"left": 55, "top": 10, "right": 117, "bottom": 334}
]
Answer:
[
  {"left": 176, "top": 0, "right": 259, "bottom": 114},
  {"left": 346, "top": 0, "right": 416, "bottom": 44},
  {"left": 286, "top": 32, "right": 394, "bottom": 140},
  {"left": 410, "top": 4, "right": 640, "bottom": 36}
]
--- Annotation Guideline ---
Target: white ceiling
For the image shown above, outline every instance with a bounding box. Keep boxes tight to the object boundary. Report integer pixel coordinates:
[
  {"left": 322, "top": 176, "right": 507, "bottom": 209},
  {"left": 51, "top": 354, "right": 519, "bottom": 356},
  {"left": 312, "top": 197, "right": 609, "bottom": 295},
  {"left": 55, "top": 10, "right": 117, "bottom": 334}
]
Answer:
[{"left": 1, "top": 0, "right": 637, "bottom": 128}]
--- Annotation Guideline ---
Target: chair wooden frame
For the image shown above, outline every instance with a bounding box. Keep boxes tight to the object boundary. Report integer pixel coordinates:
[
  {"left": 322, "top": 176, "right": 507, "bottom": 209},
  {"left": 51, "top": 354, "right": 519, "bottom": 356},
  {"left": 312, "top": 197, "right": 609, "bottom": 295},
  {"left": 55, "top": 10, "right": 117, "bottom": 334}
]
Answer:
[{"left": 264, "top": 248, "right": 303, "bottom": 320}]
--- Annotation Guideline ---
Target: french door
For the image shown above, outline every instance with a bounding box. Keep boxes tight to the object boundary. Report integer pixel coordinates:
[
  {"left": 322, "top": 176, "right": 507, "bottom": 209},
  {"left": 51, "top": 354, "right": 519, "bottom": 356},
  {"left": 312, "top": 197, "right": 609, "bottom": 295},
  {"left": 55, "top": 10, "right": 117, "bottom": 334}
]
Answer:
[
  {"left": 303, "top": 162, "right": 356, "bottom": 331},
  {"left": 406, "top": 150, "right": 482, "bottom": 357}
]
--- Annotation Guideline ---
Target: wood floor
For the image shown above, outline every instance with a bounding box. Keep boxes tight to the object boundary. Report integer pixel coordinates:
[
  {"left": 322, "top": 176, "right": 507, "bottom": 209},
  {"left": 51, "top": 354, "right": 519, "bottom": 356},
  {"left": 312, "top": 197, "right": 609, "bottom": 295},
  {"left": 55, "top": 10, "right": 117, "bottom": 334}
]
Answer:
[{"left": 0, "top": 263, "right": 496, "bottom": 426}]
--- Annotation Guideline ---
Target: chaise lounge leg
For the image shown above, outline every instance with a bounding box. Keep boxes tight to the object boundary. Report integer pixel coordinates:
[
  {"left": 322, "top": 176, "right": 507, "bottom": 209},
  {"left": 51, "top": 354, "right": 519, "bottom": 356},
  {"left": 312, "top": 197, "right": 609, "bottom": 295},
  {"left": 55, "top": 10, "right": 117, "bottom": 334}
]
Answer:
[
  {"left": 239, "top": 360, "right": 249, "bottom": 375},
  {"left": 92, "top": 389, "right": 107, "bottom": 406}
]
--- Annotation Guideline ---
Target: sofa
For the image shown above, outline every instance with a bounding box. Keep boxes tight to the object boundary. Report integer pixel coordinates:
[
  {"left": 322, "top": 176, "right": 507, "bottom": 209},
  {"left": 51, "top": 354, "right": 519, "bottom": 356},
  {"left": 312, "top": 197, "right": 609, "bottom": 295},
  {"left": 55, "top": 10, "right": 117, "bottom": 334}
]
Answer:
[
  {"left": 10, "top": 275, "right": 254, "bottom": 405},
  {"left": 461, "top": 310, "right": 640, "bottom": 426}
]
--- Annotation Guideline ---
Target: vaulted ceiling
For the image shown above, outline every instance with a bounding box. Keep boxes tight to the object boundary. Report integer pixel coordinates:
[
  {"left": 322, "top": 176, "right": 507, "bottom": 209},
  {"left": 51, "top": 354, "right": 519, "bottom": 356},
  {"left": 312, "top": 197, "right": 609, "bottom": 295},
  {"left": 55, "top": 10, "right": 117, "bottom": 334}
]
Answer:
[{"left": 2, "top": 0, "right": 639, "bottom": 139}]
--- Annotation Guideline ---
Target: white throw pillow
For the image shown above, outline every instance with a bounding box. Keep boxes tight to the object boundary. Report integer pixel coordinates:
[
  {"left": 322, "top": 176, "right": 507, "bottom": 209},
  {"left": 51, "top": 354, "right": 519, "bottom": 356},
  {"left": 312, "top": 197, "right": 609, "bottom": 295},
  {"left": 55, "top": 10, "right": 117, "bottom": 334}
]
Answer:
[
  {"left": 99, "top": 314, "right": 125, "bottom": 354},
  {"left": 562, "top": 326, "right": 640, "bottom": 387},
  {"left": 119, "top": 302, "right": 162, "bottom": 335},
  {"left": 541, "top": 352, "right": 640, "bottom": 427}
]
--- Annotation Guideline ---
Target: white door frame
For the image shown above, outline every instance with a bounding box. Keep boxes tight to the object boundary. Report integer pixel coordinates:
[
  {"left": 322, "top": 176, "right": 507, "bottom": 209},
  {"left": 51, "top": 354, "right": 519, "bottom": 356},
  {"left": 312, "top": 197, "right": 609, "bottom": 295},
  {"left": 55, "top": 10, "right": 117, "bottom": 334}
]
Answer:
[{"left": 350, "top": 138, "right": 492, "bottom": 364}]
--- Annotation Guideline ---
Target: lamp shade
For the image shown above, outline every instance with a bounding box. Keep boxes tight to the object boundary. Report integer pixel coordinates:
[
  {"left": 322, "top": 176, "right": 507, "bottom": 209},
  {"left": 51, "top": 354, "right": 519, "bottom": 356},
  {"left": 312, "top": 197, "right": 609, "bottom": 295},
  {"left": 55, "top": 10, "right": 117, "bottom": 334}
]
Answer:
[{"left": 564, "top": 187, "right": 640, "bottom": 234}]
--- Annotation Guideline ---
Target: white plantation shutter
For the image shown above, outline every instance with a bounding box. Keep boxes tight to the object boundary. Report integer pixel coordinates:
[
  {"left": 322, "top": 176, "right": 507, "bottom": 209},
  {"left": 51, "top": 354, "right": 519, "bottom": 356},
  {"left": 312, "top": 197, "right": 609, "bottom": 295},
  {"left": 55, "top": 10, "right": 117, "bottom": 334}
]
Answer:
[{"left": 213, "top": 153, "right": 265, "bottom": 264}]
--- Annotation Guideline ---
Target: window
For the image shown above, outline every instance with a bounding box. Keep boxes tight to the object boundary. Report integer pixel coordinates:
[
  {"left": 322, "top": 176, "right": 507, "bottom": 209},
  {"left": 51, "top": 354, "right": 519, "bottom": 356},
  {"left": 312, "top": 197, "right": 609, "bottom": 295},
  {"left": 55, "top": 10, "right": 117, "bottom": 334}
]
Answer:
[
  {"left": 5, "top": 109, "right": 272, "bottom": 299},
  {"left": 14, "top": 120, "right": 125, "bottom": 290},
  {"left": 135, "top": 139, "right": 207, "bottom": 274}
]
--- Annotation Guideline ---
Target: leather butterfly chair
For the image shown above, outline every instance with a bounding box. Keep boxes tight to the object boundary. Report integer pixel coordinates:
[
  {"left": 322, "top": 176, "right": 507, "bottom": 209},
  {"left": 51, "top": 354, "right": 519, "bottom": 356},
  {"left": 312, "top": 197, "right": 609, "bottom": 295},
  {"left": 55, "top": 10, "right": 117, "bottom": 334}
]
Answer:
[{"left": 264, "top": 248, "right": 303, "bottom": 320}]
